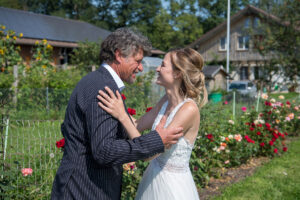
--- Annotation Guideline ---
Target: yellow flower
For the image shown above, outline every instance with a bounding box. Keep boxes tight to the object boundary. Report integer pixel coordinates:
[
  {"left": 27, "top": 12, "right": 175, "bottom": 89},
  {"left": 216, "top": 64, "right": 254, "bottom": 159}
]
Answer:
[
  {"left": 16, "top": 46, "right": 21, "bottom": 51},
  {"left": 47, "top": 44, "right": 53, "bottom": 50},
  {"left": 42, "top": 65, "right": 47, "bottom": 69},
  {"left": 25, "top": 65, "right": 31, "bottom": 71},
  {"left": 1, "top": 25, "right": 6, "bottom": 29},
  {"left": 35, "top": 41, "right": 39, "bottom": 45},
  {"left": 42, "top": 39, "right": 47, "bottom": 44},
  {"left": 19, "top": 33, "right": 23, "bottom": 37},
  {"left": 6, "top": 34, "right": 9, "bottom": 39},
  {"left": 36, "top": 56, "right": 41, "bottom": 61},
  {"left": 0, "top": 49, "right": 4, "bottom": 55},
  {"left": 13, "top": 36, "right": 17, "bottom": 40}
]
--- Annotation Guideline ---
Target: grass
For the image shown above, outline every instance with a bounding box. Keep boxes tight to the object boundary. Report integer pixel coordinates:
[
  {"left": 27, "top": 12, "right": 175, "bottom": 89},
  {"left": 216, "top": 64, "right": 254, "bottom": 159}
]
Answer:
[
  {"left": 213, "top": 137, "right": 300, "bottom": 200},
  {"left": 269, "top": 92, "right": 300, "bottom": 100}
]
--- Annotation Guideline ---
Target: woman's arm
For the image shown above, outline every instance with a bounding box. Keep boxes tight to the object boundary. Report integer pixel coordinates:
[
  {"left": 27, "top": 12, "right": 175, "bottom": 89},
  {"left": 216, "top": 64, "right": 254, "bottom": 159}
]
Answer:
[{"left": 97, "top": 87, "right": 140, "bottom": 139}]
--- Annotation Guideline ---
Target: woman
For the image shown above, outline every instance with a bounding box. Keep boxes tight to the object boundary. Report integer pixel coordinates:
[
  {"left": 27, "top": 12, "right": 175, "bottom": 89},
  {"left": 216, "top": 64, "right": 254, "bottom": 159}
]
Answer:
[{"left": 97, "top": 48, "right": 207, "bottom": 199}]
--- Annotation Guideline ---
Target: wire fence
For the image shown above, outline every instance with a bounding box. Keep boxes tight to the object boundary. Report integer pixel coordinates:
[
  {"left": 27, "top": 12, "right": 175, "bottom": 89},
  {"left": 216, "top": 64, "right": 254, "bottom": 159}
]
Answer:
[{"left": 1, "top": 119, "right": 63, "bottom": 198}]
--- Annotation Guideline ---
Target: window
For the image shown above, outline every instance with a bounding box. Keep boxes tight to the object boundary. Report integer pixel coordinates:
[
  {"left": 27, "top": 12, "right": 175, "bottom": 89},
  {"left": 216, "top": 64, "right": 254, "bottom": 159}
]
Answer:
[
  {"left": 219, "top": 37, "right": 230, "bottom": 51},
  {"left": 240, "top": 67, "right": 249, "bottom": 80},
  {"left": 220, "top": 37, "right": 226, "bottom": 50},
  {"left": 253, "top": 17, "right": 260, "bottom": 28},
  {"left": 253, "top": 35, "right": 264, "bottom": 50},
  {"left": 238, "top": 36, "right": 249, "bottom": 50},
  {"left": 244, "top": 18, "right": 250, "bottom": 28},
  {"left": 254, "top": 67, "right": 262, "bottom": 80}
]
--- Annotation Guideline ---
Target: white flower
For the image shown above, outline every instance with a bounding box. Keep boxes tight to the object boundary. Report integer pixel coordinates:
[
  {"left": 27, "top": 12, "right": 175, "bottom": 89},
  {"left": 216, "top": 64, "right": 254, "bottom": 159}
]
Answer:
[
  {"left": 254, "top": 120, "right": 259, "bottom": 125},
  {"left": 220, "top": 136, "right": 225, "bottom": 141},
  {"left": 229, "top": 120, "right": 235, "bottom": 124},
  {"left": 275, "top": 110, "right": 280, "bottom": 114},
  {"left": 258, "top": 119, "right": 265, "bottom": 124},
  {"left": 270, "top": 98, "right": 276, "bottom": 103},
  {"left": 225, "top": 149, "right": 230, "bottom": 153},
  {"left": 278, "top": 95, "right": 285, "bottom": 100},
  {"left": 49, "top": 153, "right": 55, "bottom": 158},
  {"left": 213, "top": 147, "right": 218, "bottom": 152},
  {"left": 261, "top": 93, "right": 268, "bottom": 100},
  {"left": 228, "top": 135, "right": 233, "bottom": 139}
]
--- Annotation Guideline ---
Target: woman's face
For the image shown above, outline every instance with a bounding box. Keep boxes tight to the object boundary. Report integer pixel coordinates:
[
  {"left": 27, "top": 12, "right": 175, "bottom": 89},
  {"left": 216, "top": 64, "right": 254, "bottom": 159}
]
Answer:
[{"left": 156, "top": 52, "right": 179, "bottom": 87}]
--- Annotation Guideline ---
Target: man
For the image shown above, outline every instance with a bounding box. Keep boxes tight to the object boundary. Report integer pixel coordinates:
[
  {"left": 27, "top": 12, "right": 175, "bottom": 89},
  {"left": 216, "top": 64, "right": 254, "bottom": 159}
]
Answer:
[{"left": 51, "top": 27, "right": 183, "bottom": 200}]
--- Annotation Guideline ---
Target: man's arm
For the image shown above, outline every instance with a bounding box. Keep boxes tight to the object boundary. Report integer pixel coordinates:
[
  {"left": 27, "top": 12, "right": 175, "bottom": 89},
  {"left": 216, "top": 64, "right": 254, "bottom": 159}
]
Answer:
[{"left": 85, "top": 99, "right": 164, "bottom": 167}]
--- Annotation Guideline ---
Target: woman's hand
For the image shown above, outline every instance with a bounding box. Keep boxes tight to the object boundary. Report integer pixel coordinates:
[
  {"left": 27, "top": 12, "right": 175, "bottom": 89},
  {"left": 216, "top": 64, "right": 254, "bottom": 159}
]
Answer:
[{"left": 97, "top": 86, "right": 127, "bottom": 121}]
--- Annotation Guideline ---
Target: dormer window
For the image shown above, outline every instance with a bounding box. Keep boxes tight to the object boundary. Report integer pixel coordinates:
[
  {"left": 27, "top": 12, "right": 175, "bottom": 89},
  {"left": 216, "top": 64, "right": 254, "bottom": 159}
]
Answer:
[{"left": 238, "top": 36, "right": 249, "bottom": 50}]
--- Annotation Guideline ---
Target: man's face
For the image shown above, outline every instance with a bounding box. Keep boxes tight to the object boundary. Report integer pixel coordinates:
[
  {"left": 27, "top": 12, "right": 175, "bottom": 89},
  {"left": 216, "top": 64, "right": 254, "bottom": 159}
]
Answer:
[{"left": 119, "top": 48, "right": 144, "bottom": 84}]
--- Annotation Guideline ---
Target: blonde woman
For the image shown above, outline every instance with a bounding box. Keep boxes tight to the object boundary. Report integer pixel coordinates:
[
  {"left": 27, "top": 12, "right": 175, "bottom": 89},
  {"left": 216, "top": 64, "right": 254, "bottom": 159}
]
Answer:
[{"left": 98, "top": 48, "right": 207, "bottom": 200}]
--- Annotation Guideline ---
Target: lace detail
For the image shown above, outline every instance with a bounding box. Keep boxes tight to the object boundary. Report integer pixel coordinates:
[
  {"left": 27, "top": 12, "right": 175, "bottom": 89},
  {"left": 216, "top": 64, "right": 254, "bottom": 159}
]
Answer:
[{"left": 151, "top": 98, "right": 195, "bottom": 173}]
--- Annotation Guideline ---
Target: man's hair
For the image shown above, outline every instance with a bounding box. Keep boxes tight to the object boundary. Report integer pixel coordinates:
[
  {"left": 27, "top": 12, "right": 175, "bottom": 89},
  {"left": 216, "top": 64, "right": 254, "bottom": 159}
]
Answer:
[{"left": 99, "top": 27, "right": 152, "bottom": 63}]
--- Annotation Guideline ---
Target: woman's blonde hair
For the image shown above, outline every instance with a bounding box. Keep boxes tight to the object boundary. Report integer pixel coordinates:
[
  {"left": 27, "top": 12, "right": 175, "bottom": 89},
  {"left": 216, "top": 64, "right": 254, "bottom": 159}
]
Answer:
[{"left": 170, "top": 48, "right": 208, "bottom": 108}]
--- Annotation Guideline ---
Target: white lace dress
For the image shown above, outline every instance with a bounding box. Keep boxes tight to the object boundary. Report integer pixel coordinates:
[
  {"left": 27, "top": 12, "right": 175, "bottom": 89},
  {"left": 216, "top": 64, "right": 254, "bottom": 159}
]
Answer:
[{"left": 135, "top": 99, "right": 200, "bottom": 200}]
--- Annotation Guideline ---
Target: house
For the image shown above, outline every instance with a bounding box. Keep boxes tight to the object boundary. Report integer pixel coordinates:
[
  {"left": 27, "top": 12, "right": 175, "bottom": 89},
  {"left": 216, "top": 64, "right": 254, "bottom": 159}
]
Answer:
[
  {"left": 203, "top": 65, "right": 230, "bottom": 93},
  {"left": 0, "top": 6, "right": 163, "bottom": 66},
  {"left": 188, "top": 5, "right": 280, "bottom": 85},
  {"left": 0, "top": 6, "right": 111, "bottom": 66}
]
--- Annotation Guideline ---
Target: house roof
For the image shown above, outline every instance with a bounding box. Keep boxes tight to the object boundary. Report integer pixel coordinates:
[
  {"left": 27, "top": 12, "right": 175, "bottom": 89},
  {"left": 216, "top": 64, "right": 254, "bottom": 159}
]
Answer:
[
  {"left": 142, "top": 57, "right": 163, "bottom": 68},
  {"left": 188, "top": 5, "right": 282, "bottom": 49},
  {"left": 0, "top": 6, "right": 111, "bottom": 44},
  {"left": 203, "top": 65, "right": 229, "bottom": 79}
]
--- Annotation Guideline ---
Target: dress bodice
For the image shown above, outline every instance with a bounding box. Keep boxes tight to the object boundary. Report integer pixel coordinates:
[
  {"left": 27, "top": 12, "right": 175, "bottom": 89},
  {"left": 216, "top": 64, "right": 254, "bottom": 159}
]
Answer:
[{"left": 151, "top": 99, "right": 194, "bottom": 173}]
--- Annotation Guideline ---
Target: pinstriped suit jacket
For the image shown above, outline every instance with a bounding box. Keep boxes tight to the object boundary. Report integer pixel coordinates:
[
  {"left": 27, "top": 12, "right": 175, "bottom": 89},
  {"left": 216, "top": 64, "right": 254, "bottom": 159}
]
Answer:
[{"left": 51, "top": 66, "right": 164, "bottom": 200}]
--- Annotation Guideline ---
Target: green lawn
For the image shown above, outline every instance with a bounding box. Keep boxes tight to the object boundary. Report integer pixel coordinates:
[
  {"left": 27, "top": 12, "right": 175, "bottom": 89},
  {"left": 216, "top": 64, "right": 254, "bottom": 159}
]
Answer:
[{"left": 213, "top": 137, "right": 300, "bottom": 200}]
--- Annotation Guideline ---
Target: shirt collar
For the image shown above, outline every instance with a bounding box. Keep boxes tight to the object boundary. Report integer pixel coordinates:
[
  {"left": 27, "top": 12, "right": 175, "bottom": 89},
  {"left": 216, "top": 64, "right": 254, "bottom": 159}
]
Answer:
[{"left": 102, "top": 63, "right": 125, "bottom": 91}]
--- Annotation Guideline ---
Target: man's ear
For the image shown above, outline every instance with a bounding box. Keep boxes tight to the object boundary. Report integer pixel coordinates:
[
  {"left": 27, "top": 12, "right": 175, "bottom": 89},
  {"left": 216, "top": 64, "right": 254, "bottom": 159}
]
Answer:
[{"left": 115, "top": 49, "right": 123, "bottom": 63}]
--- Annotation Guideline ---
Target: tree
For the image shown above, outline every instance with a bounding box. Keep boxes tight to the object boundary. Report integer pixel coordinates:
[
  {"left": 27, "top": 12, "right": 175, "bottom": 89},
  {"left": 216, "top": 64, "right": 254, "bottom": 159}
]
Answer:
[
  {"left": 252, "top": 0, "right": 300, "bottom": 91},
  {"left": 196, "top": 0, "right": 255, "bottom": 33}
]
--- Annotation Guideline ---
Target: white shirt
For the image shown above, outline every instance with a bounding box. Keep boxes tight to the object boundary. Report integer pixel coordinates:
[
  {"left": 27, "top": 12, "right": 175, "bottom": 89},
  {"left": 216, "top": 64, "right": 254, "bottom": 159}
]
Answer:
[{"left": 102, "top": 63, "right": 125, "bottom": 91}]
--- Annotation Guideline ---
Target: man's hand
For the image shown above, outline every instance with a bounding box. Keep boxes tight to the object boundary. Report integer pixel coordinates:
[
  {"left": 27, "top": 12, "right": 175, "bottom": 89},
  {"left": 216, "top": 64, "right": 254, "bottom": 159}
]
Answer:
[{"left": 155, "top": 116, "right": 184, "bottom": 149}]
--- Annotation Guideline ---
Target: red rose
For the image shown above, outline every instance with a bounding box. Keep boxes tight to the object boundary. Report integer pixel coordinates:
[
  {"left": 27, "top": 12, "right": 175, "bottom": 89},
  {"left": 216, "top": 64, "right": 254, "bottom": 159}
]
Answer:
[
  {"left": 284, "top": 132, "right": 288, "bottom": 136},
  {"left": 283, "top": 147, "right": 288, "bottom": 152},
  {"left": 194, "top": 166, "right": 199, "bottom": 171},
  {"left": 265, "top": 123, "right": 271, "bottom": 128},
  {"left": 249, "top": 127, "right": 254, "bottom": 131},
  {"left": 258, "top": 124, "right": 263, "bottom": 127},
  {"left": 121, "top": 94, "right": 126, "bottom": 100},
  {"left": 206, "top": 134, "right": 213, "bottom": 141},
  {"left": 245, "top": 122, "right": 250, "bottom": 126},
  {"left": 256, "top": 131, "right": 261, "bottom": 136},
  {"left": 269, "top": 141, "right": 274, "bottom": 146},
  {"left": 146, "top": 107, "right": 153, "bottom": 112},
  {"left": 286, "top": 101, "right": 290, "bottom": 105},
  {"left": 127, "top": 108, "right": 136, "bottom": 115},
  {"left": 268, "top": 111, "right": 272, "bottom": 115},
  {"left": 56, "top": 138, "right": 65, "bottom": 148},
  {"left": 274, "top": 148, "right": 278, "bottom": 154},
  {"left": 260, "top": 142, "right": 265, "bottom": 147}
]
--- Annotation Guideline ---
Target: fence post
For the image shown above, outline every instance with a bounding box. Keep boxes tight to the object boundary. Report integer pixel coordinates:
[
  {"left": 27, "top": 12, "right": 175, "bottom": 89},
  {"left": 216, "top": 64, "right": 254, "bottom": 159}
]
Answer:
[
  {"left": 233, "top": 91, "right": 236, "bottom": 120},
  {"left": 46, "top": 87, "right": 49, "bottom": 114},
  {"left": 256, "top": 91, "right": 261, "bottom": 112},
  {"left": 13, "top": 65, "right": 18, "bottom": 104},
  {"left": 3, "top": 118, "right": 9, "bottom": 162}
]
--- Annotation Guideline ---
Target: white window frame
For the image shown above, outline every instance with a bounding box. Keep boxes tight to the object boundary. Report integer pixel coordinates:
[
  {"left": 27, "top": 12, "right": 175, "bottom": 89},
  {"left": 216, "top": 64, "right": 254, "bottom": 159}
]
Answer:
[
  {"left": 237, "top": 36, "right": 249, "bottom": 50},
  {"left": 219, "top": 37, "right": 227, "bottom": 51}
]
